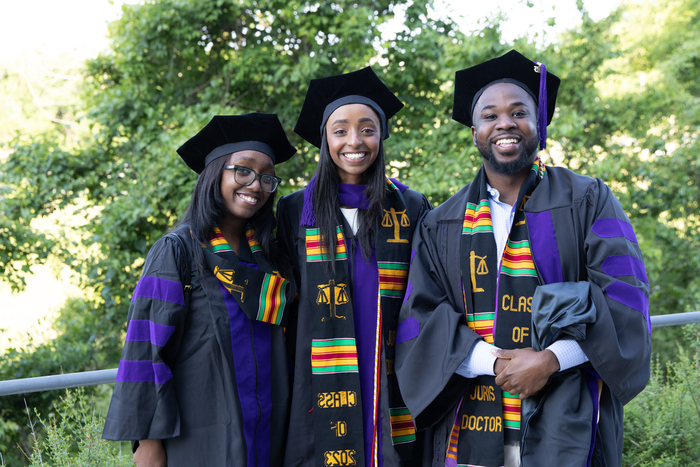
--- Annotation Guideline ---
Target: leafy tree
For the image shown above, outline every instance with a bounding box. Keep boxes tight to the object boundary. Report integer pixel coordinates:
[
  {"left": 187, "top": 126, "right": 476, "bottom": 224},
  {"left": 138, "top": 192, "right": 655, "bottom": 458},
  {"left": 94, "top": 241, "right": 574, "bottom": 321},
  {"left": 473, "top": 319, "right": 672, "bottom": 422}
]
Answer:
[
  {"left": 1, "top": 0, "right": 699, "bottom": 463},
  {"left": 542, "top": 0, "right": 700, "bottom": 362}
]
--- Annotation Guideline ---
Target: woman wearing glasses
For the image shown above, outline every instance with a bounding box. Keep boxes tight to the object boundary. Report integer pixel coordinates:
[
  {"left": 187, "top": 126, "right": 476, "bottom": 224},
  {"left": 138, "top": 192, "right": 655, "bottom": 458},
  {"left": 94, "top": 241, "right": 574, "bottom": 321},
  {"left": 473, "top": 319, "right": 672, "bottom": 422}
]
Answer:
[
  {"left": 276, "top": 68, "right": 431, "bottom": 467},
  {"left": 103, "top": 114, "right": 297, "bottom": 467}
]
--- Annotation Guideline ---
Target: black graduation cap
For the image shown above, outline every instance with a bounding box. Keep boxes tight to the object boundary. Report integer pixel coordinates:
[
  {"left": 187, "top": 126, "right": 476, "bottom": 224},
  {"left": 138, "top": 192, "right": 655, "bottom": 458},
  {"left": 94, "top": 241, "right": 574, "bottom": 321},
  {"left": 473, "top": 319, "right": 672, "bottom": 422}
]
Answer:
[
  {"left": 294, "top": 66, "right": 404, "bottom": 148},
  {"left": 177, "top": 113, "right": 297, "bottom": 174},
  {"left": 452, "top": 50, "right": 561, "bottom": 149}
]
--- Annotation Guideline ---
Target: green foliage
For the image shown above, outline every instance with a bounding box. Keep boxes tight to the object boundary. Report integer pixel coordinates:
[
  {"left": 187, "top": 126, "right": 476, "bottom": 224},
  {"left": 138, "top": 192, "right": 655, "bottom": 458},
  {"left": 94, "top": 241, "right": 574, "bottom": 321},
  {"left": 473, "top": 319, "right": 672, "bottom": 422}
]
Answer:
[
  {"left": 623, "top": 325, "right": 700, "bottom": 466},
  {"left": 8, "top": 388, "right": 131, "bottom": 467},
  {"left": 0, "top": 0, "right": 699, "bottom": 461},
  {"left": 382, "top": 5, "right": 509, "bottom": 204},
  {"left": 0, "top": 298, "right": 121, "bottom": 462}
]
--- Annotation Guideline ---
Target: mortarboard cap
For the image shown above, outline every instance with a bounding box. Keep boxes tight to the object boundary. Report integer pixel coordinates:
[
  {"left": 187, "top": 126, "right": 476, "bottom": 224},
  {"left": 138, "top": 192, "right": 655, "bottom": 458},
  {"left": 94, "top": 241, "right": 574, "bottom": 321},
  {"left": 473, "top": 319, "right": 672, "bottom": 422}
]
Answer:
[
  {"left": 452, "top": 50, "right": 560, "bottom": 149},
  {"left": 294, "top": 66, "right": 404, "bottom": 148},
  {"left": 177, "top": 113, "right": 297, "bottom": 174}
]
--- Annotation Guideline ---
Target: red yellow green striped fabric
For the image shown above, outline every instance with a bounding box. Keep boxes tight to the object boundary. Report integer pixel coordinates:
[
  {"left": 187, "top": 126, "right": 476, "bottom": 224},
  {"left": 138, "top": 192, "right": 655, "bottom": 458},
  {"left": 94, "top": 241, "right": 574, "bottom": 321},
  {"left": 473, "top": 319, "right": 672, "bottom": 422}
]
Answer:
[
  {"left": 209, "top": 226, "right": 232, "bottom": 253},
  {"left": 501, "top": 239, "right": 537, "bottom": 277},
  {"left": 462, "top": 200, "right": 493, "bottom": 235},
  {"left": 311, "top": 338, "right": 359, "bottom": 374},
  {"left": 207, "top": 226, "right": 289, "bottom": 325},
  {"left": 306, "top": 227, "right": 347, "bottom": 262},
  {"left": 256, "top": 273, "right": 287, "bottom": 325},
  {"left": 378, "top": 262, "right": 409, "bottom": 298},
  {"left": 246, "top": 227, "right": 261, "bottom": 253},
  {"left": 502, "top": 390, "right": 521, "bottom": 430},
  {"left": 389, "top": 407, "right": 417, "bottom": 444},
  {"left": 466, "top": 311, "right": 495, "bottom": 344},
  {"left": 445, "top": 400, "right": 462, "bottom": 463}
]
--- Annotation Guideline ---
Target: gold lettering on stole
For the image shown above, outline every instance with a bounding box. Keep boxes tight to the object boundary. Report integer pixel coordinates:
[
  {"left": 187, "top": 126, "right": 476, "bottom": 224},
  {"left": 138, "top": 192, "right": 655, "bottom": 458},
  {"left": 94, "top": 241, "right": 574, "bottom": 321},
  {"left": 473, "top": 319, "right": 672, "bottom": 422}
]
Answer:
[
  {"left": 330, "top": 421, "right": 348, "bottom": 437},
  {"left": 324, "top": 450, "right": 357, "bottom": 467},
  {"left": 317, "top": 391, "right": 358, "bottom": 409},
  {"left": 469, "top": 385, "right": 496, "bottom": 401},
  {"left": 502, "top": 295, "right": 533, "bottom": 312},
  {"left": 512, "top": 326, "right": 530, "bottom": 343},
  {"left": 461, "top": 415, "right": 503, "bottom": 432}
]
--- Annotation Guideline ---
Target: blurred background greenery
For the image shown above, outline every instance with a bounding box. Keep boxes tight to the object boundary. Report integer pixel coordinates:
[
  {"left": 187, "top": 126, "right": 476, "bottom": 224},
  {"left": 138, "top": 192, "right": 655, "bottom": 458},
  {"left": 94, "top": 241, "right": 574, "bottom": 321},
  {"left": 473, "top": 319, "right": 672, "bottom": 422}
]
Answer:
[{"left": 0, "top": 0, "right": 698, "bottom": 464}]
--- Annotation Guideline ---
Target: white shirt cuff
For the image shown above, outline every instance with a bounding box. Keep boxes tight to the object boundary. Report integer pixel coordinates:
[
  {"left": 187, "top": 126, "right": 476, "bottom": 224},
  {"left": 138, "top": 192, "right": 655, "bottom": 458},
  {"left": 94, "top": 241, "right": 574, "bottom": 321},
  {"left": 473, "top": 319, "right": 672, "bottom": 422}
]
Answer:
[
  {"left": 456, "top": 341, "right": 500, "bottom": 378},
  {"left": 547, "top": 339, "right": 589, "bottom": 371}
]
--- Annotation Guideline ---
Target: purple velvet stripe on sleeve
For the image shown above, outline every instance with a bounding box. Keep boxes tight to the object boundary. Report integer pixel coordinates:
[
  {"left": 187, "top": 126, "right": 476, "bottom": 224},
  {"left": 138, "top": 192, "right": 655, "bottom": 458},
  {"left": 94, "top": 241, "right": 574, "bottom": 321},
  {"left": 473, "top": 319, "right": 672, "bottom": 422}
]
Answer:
[
  {"left": 116, "top": 360, "right": 173, "bottom": 384},
  {"left": 132, "top": 276, "right": 185, "bottom": 306},
  {"left": 125, "top": 320, "right": 176, "bottom": 347},
  {"left": 601, "top": 255, "right": 648, "bottom": 283},
  {"left": 591, "top": 218, "right": 638, "bottom": 243},
  {"left": 606, "top": 281, "right": 651, "bottom": 335},
  {"left": 410, "top": 248, "right": 417, "bottom": 265},
  {"left": 525, "top": 211, "right": 564, "bottom": 284},
  {"left": 390, "top": 178, "right": 409, "bottom": 193},
  {"left": 396, "top": 316, "right": 421, "bottom": 344}
]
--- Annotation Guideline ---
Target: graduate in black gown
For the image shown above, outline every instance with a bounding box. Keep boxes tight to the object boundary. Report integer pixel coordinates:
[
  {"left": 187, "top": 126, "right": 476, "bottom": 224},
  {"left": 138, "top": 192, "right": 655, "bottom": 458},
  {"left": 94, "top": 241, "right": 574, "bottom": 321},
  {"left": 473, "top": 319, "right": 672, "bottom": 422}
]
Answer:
[
  {"left": 103, "top": 113, "right": 297, "bottom": 467},
  {"left": 276, "top": 67, "right": 432, "bottom": 467},
  {"left": 395, "top": 50, "right": 651, "bottom": 467}
]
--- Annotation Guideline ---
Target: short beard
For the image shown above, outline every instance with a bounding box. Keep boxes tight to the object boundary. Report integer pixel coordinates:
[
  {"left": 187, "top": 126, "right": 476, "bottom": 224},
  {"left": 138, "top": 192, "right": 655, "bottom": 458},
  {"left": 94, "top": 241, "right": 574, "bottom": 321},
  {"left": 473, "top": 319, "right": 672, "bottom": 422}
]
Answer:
[{"left": 475, "top": 135, "right": 539, "bottom": 176}]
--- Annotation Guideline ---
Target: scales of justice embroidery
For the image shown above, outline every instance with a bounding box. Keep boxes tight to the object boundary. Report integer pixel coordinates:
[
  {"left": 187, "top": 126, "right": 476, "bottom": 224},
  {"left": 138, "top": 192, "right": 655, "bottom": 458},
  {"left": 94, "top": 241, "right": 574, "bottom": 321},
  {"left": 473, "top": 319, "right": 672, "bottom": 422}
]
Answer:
[
  {"left": 214, "top": 266, "right": 247, "bottom": 301},
  {"left": 382, "top": 208, "right": 410, "bottom": 243},
  {"left": 317, "top": 280, "right": 350, "bottom": 321},
  {"left": 469, "top": 251, "right": 489, "bottom": 293}
]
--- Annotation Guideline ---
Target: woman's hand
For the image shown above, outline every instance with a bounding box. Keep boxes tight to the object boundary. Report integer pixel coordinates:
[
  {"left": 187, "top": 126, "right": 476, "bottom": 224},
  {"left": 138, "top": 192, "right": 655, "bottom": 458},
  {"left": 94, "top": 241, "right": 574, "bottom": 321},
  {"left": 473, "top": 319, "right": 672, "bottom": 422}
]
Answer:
[{"left": 133, "top": 439, "right": 167, "bottom": 467}]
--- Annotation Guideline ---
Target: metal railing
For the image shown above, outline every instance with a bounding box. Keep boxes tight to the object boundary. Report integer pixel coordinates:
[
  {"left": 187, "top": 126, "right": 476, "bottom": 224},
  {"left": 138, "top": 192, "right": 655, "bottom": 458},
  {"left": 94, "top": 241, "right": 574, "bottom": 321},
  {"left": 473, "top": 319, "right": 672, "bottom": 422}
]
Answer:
[{"left": 1, "top": 311, "right": 699, "bottom": 397}]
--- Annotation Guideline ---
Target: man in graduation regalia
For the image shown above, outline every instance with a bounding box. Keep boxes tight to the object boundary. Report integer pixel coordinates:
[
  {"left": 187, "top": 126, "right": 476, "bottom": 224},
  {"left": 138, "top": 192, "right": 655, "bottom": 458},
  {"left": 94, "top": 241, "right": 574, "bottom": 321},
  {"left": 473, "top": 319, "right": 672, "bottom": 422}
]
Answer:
[{"left": 395, "top": 50, "right": 651, "bottom": 467}]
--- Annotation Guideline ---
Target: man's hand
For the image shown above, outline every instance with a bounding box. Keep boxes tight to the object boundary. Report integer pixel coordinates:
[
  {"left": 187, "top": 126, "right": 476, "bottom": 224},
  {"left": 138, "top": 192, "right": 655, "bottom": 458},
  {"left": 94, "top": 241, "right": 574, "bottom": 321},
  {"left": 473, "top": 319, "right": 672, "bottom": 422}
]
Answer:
[
  {"left": 134, "top": 439, "right": 167, "bottom": 467},
  {"left": 494, "top": 356, "right": 509, "bottom": 375},
  {"left": 492, "top": 348, "right": 560, "bottom": 400}
]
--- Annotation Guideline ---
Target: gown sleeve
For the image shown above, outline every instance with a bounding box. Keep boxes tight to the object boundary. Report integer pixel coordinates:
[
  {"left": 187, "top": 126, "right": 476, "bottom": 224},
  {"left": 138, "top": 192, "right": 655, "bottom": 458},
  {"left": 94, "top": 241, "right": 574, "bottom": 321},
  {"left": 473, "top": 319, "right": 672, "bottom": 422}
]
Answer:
[
  {"left": 575, "top": 179, "right": 651, "bottom": 404},
  {"left": 102, "top": 235, "right": 189, "bottom": 440},
  {"left": 394, "top": 214, "right": 481, "bottom": 430},
  {"left": 528, "top": 177, "right": 651, "bottom": 404}
]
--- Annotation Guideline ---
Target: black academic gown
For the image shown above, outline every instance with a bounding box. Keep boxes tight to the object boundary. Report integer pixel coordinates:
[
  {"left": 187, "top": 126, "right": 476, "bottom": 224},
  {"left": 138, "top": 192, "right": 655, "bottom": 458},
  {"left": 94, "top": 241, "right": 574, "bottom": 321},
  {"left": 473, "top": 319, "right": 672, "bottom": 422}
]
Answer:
[
  {"left": 277, "top": 186, "right": 432, "bottom": 467},
  {"left": 103, "top": 224, "right": 290, "bottom": 467},
  {"left": 395, "top": 166, "right": 652, "bottom": 467}
]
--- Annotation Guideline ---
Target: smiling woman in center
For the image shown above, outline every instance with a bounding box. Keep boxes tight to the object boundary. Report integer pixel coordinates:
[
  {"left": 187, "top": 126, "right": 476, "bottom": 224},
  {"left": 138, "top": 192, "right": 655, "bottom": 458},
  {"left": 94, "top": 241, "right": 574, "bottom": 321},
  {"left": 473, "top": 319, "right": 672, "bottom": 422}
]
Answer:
[{"left": 276, "top": 67, "right": 431, "bottom": 467}]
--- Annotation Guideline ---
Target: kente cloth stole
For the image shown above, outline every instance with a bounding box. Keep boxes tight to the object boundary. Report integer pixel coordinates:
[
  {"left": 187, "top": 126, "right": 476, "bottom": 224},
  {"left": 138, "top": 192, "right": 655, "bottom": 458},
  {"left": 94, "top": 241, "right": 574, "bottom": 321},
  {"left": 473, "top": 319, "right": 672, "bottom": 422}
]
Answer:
[
  {"left": 203, "top": 226, "right": 293, "bottom": 325},
  {"left": 200, "top": 226, "right": 294, "bottom": 467},
  {"left": 305, "top": 179, "right": 418, "bottom": 467},
  {"left": 446, "top": 160, "right": 545, "bottom": 467}
]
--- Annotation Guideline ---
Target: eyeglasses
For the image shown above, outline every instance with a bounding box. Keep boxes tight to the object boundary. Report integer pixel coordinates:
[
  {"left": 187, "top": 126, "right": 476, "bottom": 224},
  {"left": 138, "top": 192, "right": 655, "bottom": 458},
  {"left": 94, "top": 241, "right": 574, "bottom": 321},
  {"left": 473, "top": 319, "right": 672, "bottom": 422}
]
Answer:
[{"left": 223, "top": 165, "right": 282, "bottom": 193}]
